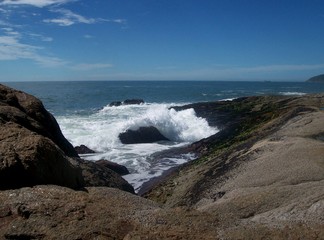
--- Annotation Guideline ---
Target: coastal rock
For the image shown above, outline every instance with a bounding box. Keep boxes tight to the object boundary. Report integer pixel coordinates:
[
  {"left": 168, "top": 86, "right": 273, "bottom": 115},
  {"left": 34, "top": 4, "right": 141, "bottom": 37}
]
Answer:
[
  {"left": 109, "top": 101, "right": 122, "bottom": 107},
  {"left": 95, "top": 159, "right": 130, "bottom": 175},
  {"left": 0, "top": 122, "right": 84, "bottom": 190},
  {"left": 0, "top": 84, "right": 78, "bottom": 158},
  {"left": 0, "top": 84, "right": 133, "bottom": 193},
  {"left": 123, "top": 99, "right": 144, "bottom": 105},
  {"left": 74, "top": 144, "right": 96, "bottom": 154},
  {"left": 109, "top": 99, "right": 144, "bottom": 107},
  {"left": 0, "top": 84, "right": 83, "bottom": 190},
  {"left": 75, "top": 158, "right": 134, "bottom": 193},
  {"left": 119, "top": 126, "right": 170, "bottom": 144}
]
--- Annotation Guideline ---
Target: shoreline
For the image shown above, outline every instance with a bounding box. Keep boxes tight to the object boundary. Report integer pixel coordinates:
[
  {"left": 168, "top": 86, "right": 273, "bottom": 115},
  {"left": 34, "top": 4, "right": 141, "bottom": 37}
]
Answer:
[{"left": 1, "top": 84, "right": 324, "bottom": 239}]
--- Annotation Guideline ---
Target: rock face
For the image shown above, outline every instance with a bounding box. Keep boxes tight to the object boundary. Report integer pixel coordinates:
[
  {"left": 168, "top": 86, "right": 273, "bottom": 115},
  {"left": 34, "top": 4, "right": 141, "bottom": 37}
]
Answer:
[
  {"left": 0, "top": 84, "right": 133, "bottom": 193},
  {"left": 145, "top": 94, "right": 324, "bottom": 238},
  {"left": 0, "top": 84, "right": 83, "bottom": 190},
  {"left": 0, "top": 84, "right": 78, "bottom": 158},
  {"left": 119, "top": 126, "right": 170, "bottom": 144}
]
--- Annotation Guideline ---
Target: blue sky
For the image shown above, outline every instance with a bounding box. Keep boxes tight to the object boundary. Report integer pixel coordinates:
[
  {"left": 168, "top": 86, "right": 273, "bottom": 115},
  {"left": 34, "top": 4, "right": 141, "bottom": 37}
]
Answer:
[{"left": 0, "top": 0, "right": 324, "bottom": 81}]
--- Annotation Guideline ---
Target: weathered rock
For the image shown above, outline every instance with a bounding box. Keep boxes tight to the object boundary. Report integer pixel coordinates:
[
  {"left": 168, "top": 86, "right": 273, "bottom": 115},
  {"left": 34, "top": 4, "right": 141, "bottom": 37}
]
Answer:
[
  {"left": 0, "top": 122, "right": 84, "bottom": 190},
  {"left": 119, "top": 126, "right": 170, "bottom": 144},
  {"left": 0, "top": 84, "right": 78, "bottom": 158},
  {"left": 1, "top": 93, "right": 324, "bottom": 239},
  {"left": 0, "top": 185, "right": 323, "bottom": 239},
  {"left": 74, "top": 144, "right": 96, "bottom": 154},
  {"left": 0, "top": 84, "right": 133, "bottom": 192},
  {"left": 75, "top": 158, "right": 134, "bottom": 194},
  {"left": 96, "top": 159, "right": 130, "bottom": 175}
]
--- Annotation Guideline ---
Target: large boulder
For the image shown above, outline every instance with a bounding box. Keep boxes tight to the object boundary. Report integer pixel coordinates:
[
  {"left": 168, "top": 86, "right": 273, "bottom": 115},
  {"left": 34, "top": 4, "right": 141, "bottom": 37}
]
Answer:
[
  {"left": 0, "top": 84, "right": 78, "bottom": 158},
  {"left": 0, "top": 122, "right": 84, "bottom": 190},
  {"left": 119, "top": 126, "right": 170, "bottom": 144},
  {"left": 0, "top": 84, "right": 133, "bottom": 192}
]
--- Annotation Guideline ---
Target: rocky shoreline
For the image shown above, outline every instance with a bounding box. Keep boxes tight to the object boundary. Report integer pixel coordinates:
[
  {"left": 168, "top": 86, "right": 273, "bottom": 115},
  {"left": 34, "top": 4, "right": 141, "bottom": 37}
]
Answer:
[{"left": 1, "top": 83, "right": 323, "bottom": 239}]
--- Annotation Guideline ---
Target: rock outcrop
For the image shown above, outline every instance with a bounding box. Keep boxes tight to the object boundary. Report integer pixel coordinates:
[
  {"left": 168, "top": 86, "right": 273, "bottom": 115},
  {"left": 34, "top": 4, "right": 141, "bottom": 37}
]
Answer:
[
  {"left": 0, "top": 84, "right": 133, "bottom": 193},
  {"left": 0, "top": 84, "right": 83, "bottom": 190},
  {"left": 0, "top": 84, "right": 78, "bottom": 158},
  {"left": 1, "top": 84, "right": 324, "bottom": 239},
  {"left": 109, "top": 99, "right": 144, "bottom": 107},
  {"left": 119, "top": 126, "right": 170, "bottom": 144}
]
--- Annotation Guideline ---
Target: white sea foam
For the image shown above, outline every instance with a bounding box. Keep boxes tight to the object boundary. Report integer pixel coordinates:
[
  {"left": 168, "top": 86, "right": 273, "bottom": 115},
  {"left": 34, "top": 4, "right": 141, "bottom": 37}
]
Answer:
[
  {"left": 57, "top": 103, "right": 218, "bottom": 192},
  {"left": 279, "top": 91, "right": 306, "bottom": 96}
]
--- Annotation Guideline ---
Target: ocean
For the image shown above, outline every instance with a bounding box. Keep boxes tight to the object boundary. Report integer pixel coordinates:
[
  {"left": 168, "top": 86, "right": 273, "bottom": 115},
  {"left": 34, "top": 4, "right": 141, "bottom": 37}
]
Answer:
[{"left": 4, "top": 81, "right": 324, "bottom": 192}]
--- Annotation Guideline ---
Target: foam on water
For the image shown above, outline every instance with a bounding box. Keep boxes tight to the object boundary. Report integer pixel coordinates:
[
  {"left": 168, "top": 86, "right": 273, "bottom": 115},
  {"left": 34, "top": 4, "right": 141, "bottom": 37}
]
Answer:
[
  {"left": 279, "top": 91, "right": 306, "bottom": 96},
  {"left": 57, "top": 103, "right": 218, "bottom": 192}
]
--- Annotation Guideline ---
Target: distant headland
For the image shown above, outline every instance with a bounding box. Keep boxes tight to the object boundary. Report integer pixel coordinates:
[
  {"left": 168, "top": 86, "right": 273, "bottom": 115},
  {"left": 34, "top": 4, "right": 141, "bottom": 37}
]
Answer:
[{"left": 307, "top": 74, "right": 324, "bottom": 82}]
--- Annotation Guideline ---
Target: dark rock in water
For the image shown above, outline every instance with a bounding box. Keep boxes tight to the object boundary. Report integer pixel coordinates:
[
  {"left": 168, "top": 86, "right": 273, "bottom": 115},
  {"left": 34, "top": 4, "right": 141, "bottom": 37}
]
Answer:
[
  {"left": 123, "top": 99, "right": 144, "bottom": 105},
  {"left": 75, "top": 158, "right": 134, "bottom": 194},
  {"left": 75, "top": 145, "right": 96, "bottom": 154},
  {"left": 119, "top": 126, "right": 170, "bottom": 144},
  {"left": 95, "top": 159, "right": 130, "bottom": 175},
  {"left": 109, "top": 101, "right": 122, "bottom": 107},
  {"left": 109, "top": 99, "right": 144, "bottom": 107}
]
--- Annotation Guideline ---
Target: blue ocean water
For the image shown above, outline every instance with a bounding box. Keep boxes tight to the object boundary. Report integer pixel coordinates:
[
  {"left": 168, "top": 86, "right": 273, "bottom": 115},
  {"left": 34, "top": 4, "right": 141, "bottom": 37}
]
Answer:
[{"left": 3, "top": 81, "right": 324, "bottom": 191}]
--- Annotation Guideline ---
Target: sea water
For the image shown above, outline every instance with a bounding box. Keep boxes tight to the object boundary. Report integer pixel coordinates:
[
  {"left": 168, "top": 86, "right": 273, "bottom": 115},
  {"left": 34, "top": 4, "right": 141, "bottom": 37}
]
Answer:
[{"left": 4, "top": 81, "right": 324, "bottom": 192}]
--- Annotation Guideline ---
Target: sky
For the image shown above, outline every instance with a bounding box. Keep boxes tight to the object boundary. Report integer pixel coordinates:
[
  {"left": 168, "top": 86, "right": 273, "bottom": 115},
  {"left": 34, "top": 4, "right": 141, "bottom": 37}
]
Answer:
[{"left": 0, "top": 0, "right": 324, "bottom": 82}]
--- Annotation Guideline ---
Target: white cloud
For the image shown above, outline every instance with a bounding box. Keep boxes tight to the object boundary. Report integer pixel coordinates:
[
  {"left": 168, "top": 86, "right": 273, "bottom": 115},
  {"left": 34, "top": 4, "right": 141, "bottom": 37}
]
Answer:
[
  {"left": 0, "top": 31, "right": 65, "bottom": 66},
  {"left": 71, "top": 63, "right": 114, "bottom": 71},
  {"left": 43, "top": 8, "right": 97, "bottom": 26},
  {"left": 43, "top": 8, "right": 126, "bottom": 27},
  {"left": 0, "top": 0, "right": 74, "bottom": 8}
]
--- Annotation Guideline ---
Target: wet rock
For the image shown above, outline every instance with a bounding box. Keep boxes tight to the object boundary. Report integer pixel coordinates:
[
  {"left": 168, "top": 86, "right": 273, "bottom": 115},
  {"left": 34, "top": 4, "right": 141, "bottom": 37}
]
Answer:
[
  {"left": 109, "top": 101, "right": 122, "bottom": 107},
  {"left": 123, "top": 99, "right": 144, "bottom": 105},
  {"left": 119, "top": 126, "right": 170, "bottom": 144},
  {"left": 95, "top": 159, "right": 130, "bottom": 175},
  {"left": 76, "top": 158, "right": 134, "bottom": 194},
  {"left": 109, "top": 99, "right": 145, "bottom": 107},
  {"left": 74, "top": 145, "right": 96, "bottom": 154}
]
